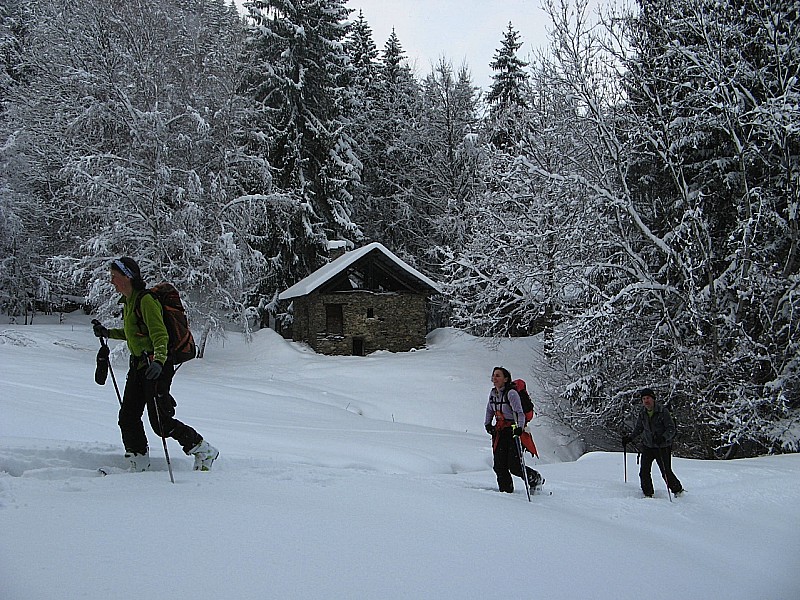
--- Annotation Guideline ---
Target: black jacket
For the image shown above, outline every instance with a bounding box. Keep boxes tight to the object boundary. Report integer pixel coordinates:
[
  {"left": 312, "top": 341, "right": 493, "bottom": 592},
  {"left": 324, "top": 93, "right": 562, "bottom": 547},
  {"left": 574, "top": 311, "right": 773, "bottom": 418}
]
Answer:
[{"left": 630, "top": 402, "right": 676, "bottom": 449}]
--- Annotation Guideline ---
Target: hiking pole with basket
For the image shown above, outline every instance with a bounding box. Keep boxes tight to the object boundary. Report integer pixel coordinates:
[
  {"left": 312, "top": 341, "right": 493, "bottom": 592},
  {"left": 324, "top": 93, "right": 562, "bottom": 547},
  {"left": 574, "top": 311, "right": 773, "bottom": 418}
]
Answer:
[
  {"left": 623, "top": 442, "right": 628, "bottom": 483},
  {"left": 142, "top": 352, "right": 175, "bottom": 484},
  {"left": 656, "top": 447, "right": 672, "bottom": 502},
  {"left": 515, "top": 432, "right": 532, "bottom": 502},
  {"left": 92, "top": 320, "right": 122, "bottom": 407}
]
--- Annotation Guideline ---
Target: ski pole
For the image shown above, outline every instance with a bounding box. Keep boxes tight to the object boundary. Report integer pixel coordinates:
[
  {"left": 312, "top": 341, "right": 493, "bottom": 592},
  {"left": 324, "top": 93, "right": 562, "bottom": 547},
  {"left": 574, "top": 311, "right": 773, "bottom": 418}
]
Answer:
[
  {"left": 515, "top": 433, "right": 532, "bottom": 502},
  {"left": 623, "top": 443, "right": 628, "bottom": 483},
  {"left": 92, "top": 319, "right": 122, "bottom": 406},
  {"left": 656, "top": 447, "right": 672, "bottom": 502},
  {"left": 142, "top": 352, "right": 175, "bottom": 484},
  {"left": 104, "top": 341, "right": 123, "bottom": 407}
]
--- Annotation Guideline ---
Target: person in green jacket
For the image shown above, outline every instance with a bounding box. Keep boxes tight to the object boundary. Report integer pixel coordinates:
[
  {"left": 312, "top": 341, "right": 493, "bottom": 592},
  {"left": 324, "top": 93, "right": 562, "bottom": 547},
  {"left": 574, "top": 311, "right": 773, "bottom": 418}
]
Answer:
[
  {"left": 93, "top": 257, "right": 218, "bottom": 472},
  {"left": 622, "top": 388, "right": 683, "bottom": 498}
]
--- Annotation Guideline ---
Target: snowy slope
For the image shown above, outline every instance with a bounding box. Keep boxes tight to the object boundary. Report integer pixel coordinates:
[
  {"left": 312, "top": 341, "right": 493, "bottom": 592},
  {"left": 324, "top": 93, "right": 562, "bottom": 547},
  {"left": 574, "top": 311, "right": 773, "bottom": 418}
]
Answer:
[{"left": 1, "top": 314, "right": 798, "bottom": 600}]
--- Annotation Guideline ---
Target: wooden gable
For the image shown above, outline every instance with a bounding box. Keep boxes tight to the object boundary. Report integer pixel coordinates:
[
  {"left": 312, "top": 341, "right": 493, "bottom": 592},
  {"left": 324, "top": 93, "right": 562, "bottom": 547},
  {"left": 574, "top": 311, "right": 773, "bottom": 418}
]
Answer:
[{"left": 319, "top": 248, "right": 434, "bottom": 294}]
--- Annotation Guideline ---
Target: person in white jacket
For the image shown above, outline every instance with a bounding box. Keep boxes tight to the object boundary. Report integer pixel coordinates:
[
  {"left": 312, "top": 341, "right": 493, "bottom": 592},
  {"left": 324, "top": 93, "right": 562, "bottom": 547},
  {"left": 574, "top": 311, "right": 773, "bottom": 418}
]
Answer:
[{"left": 484, "top": 367, "right": 541, "bottom": 493}]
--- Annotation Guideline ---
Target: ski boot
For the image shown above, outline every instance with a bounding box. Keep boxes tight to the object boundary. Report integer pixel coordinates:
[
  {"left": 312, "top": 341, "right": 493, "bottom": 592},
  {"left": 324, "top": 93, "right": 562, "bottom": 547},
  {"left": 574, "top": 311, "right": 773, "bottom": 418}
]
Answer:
[
  {"left": 526, "top": 467, "right": 544, "bottom": 492},
  {"left": 125, "top": 451, "right": 150, "bottom": 472},
  {"left": 189, "top": 440, "right": 219, "bottom": 471}
]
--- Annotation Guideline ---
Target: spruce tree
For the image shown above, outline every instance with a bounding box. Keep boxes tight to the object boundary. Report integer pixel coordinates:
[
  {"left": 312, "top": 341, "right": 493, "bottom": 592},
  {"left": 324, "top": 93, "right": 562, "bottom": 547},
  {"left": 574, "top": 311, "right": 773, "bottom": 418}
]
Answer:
[
  {"left": 486, "top": 22, "right": 529, "bottom": 108},
  {"left": 346, "top": 10, "right": 379, "bottom": 89},
  {"left": 351, "top": 28, "right": 424, "bottom": 257},
  {"left": 418, "top": 59, "right": 482, "bottom": 261},
  {"left": 241, "top": 0, "right": 361, "bottom": 245},
  {"left": 485, "top": 22, "right": 529, "bottom": 149}
]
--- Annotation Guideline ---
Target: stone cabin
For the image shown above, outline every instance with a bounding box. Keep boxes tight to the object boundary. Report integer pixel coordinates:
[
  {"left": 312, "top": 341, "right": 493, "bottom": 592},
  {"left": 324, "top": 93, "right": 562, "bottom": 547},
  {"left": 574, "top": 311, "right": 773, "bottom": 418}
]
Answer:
[{"left": 278, "top": 242, "right": 441, "bottom": 356}]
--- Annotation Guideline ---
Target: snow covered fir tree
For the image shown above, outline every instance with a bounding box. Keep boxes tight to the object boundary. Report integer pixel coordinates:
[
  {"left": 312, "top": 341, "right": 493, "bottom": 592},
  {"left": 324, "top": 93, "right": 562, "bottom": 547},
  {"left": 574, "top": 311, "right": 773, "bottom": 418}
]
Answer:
[{"left": 0, "top": 0, "right": 797, "bottom": 458}]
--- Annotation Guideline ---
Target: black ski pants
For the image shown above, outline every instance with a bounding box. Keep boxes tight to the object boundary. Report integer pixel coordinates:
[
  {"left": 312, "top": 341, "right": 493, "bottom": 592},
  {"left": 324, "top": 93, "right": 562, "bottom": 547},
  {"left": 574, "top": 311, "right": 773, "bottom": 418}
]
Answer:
[
  {"left": 118, "top": 358, "right": 202, "bottom": 456},
  {"left": 492, "top": 427, "right": 538, "bottom": 493},
  {"left": 639, "top": 445, "right": 683, "bottom": 496}
]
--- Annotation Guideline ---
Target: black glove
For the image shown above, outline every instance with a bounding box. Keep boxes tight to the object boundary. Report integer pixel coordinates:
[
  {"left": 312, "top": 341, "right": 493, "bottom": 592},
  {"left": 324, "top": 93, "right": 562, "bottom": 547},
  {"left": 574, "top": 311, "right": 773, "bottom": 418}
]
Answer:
[
  {"left": 512, "top": 425, "right": 523, "bottom": 437},
  {"left": 156, "top": 393, "right": 177, "bottom": 418},
  {"left": 94, "top": 344, "right": 109, "bottom": 385},
  {"left": 485, "top": 423, "right": 495, "bottom": 435},
  {"left": 621, "top": 435, "right": 631, "bottom": 446},
  {"left": 92, "top": 320, "right": 109, "bottom": 338},
  {"left": 145, "top": 360, "right": 163, "bottom": 380}
]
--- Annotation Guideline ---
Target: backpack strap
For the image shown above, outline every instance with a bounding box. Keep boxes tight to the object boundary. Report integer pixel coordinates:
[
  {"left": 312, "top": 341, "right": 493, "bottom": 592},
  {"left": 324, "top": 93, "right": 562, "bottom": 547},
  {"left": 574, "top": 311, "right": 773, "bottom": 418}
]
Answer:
[
  {"left": 491, "top": 389, "right": 515, "bottom": 428},
  {"left": 132, "top": 289, "right": 157, "bottom": 337},
  {"left": 490, "top": 389, "right": 509, "bottom": 410}
]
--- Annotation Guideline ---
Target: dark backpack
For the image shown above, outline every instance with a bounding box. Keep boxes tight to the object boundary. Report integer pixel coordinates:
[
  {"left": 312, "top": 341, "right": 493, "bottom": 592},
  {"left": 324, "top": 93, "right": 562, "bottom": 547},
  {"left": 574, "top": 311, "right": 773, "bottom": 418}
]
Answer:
[{"left": 134, "top": 282, "right": 196, "bottom": 364}]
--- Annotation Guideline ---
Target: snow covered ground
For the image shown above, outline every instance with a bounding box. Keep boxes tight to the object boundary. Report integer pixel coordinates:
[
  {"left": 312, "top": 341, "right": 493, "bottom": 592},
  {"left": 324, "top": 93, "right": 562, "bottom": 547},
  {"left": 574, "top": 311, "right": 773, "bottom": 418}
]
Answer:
[{"left": 1, "top": 313, "right": 798, "bottom": 600}]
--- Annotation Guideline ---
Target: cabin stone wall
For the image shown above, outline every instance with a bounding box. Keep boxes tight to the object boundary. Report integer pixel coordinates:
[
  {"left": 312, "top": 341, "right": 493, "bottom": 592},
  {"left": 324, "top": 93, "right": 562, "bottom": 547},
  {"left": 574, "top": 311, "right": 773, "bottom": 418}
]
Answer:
[{"left": 291, "top": 291, "right": 428, "bottom": 355}]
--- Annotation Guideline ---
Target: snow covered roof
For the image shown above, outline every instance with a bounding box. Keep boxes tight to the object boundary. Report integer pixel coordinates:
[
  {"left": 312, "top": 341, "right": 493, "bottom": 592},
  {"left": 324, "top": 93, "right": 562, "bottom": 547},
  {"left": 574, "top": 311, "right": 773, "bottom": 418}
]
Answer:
[{"left": 278, "top": 242, "right": 441, "bottom": 300}]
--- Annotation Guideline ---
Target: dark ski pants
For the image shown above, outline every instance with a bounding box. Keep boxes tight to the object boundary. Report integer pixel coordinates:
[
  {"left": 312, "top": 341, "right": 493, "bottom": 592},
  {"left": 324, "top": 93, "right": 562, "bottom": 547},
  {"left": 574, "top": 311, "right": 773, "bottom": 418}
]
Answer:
[
  {"left": 118, "top": 358, "right": 202, "bottom": 456},
  {"left": 639, "top": 446, "right": 683, "bottom": 496},
  {"left": 492, "top": 428, "right": 539, "bottom": 493}
]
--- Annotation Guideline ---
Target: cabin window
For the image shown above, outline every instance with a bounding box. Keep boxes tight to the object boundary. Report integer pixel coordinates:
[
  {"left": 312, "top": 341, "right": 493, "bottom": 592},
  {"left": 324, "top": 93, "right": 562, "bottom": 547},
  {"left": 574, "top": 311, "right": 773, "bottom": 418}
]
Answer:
[{"left": 366, "top": 307, "right": 374, "bottom": 319}]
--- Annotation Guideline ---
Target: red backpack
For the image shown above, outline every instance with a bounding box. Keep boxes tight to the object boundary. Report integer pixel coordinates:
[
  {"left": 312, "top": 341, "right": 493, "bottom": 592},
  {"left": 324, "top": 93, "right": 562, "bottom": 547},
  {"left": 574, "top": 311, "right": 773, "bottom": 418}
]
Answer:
[
  {"left": 513, "top": 379, "right": 534, "bottom": 423},
  {"left": 512, "top": 379, "right": 538, "bottom": 458}
]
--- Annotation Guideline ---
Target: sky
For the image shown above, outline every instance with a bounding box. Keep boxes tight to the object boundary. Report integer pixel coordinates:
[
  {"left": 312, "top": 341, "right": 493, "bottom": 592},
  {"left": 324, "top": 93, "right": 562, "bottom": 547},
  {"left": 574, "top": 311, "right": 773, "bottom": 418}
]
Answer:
[
  {"left": 348, "top": 0, "right": 554, "bottom": 89},
  {"left": 236, "top": 0, "right": 562, "bottom": 90},
  {"left": 1, "top": 313, "right": 799, "bottom": 599}
]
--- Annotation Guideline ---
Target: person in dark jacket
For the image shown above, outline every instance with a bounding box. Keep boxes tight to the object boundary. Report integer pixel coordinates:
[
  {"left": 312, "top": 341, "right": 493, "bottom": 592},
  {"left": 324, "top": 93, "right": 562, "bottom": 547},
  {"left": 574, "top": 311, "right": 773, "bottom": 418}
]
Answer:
[
  {"left": 484, "top": 367, "right": 541, "bottom": 493},
  {"left": 622, "top": 388, "right": 683, "bottom": 497},
  {"left": 92, "top": 257, "right": 219, "bottom": 472}
]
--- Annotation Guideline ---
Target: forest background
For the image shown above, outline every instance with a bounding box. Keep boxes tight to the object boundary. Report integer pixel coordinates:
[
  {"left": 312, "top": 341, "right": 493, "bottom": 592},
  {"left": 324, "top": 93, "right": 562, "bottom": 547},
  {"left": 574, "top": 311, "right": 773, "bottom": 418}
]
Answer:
[{"left": 1, "top": 0, "right": 798, "bottom": 459}]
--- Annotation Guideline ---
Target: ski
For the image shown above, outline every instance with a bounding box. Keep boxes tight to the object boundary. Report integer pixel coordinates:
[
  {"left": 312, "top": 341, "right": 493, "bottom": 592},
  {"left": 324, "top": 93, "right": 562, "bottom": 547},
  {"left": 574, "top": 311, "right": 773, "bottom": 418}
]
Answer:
[
  {"left": 641, "top": 491, "right": 684, "bottom": 499},
  {"left": 471, "top": 483, "right": 552, "bottom": 496},
  {"left": 98, "top": 466, "right": 127, "bottom": 476}
]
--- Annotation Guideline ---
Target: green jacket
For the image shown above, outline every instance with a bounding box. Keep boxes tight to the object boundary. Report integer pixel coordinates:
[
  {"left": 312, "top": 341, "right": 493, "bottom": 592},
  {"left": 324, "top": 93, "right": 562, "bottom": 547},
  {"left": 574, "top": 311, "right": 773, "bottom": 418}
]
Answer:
[{"left": 108, "top": 289, "right": 169, "bottom": 366}]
